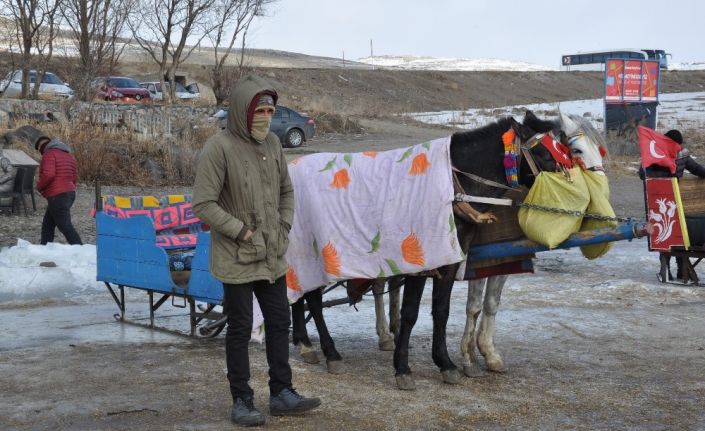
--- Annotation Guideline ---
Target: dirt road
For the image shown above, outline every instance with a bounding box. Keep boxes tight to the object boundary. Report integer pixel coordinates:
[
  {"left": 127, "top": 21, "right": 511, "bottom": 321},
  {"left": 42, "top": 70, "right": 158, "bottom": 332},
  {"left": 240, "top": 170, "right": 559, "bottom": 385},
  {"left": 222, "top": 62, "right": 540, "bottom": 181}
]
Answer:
[{"left": 2, "top": 237, "right": 705, "bottom": 430}]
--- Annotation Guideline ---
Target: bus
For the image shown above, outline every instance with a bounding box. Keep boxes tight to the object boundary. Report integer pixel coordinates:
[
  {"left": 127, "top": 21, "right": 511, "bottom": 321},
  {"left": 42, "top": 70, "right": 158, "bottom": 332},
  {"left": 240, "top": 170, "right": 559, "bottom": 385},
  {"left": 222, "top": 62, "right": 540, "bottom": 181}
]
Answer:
[{"left": 561, "top": 49, "right": 671, "bottom": 70}]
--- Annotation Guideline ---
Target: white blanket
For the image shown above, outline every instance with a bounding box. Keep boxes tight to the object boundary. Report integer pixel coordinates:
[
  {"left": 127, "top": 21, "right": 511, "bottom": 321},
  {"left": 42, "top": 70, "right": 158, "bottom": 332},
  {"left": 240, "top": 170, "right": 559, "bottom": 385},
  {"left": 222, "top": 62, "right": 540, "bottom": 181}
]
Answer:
[{"left": 285, "top": 136, "right": 465, "bottom": 302}]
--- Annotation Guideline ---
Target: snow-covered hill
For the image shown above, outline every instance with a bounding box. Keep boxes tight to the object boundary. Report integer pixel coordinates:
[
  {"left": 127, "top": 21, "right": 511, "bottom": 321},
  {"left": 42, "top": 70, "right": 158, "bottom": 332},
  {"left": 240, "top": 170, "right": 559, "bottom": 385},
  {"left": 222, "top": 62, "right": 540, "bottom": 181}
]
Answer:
[{"left": 357, "top": 55, "right": 556, "bottom": 71}]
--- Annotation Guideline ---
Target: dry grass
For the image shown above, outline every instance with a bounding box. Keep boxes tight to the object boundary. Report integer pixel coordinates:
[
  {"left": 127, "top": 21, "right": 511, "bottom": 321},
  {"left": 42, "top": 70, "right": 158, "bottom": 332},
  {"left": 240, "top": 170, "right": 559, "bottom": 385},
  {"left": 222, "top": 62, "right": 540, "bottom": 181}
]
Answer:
[
  {"left": 305, "top": 110, "right": 365, "bottom": 134},
  {"left": 2, "top": 118, "right": 217, "bottom": 187}
]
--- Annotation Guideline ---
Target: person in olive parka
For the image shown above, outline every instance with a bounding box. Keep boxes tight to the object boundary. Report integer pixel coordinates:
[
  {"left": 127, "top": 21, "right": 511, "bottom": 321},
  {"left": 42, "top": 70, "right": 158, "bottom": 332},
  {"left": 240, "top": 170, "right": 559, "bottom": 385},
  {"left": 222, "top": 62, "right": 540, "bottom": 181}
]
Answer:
[{"left": 193, "top": 75, "right": 320, "bottom": 427}]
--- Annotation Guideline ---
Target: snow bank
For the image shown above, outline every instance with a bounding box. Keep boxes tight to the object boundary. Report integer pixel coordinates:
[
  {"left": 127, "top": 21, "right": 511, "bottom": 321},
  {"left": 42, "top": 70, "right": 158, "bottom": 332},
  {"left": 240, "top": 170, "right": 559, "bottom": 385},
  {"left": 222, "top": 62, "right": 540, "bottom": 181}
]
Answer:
[{"left": 0, "top": 239, "right": 103, "bottom": 302}]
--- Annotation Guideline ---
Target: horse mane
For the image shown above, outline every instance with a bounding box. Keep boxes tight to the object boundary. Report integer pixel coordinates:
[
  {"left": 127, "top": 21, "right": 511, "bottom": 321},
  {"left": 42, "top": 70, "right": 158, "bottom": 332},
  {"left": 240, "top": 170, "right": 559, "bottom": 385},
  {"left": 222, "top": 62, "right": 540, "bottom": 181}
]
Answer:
[
  {"left": 449, "top": 118, "right": 515, "bottom": 215},
  {"left": 523, "top": 110, "right": 560, "bottom": 135},
  {"left": 450, "top": 117, "right": 514, "bottom": 149}
]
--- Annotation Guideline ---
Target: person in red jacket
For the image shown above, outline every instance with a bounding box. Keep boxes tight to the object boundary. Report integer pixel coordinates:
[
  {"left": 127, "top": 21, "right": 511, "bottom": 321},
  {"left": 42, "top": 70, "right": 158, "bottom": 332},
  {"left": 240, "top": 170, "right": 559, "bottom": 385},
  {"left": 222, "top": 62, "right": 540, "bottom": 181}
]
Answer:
[{"left": 34, "top": 132, "right": 83, "bottom": 245}]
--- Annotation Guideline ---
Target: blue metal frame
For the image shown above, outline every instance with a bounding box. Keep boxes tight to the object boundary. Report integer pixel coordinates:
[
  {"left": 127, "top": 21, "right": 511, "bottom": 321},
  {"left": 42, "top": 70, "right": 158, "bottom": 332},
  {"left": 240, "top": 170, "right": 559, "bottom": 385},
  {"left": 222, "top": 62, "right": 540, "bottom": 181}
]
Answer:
[{"left": 467, "top": 221, "right": 647, "bottom": 263}]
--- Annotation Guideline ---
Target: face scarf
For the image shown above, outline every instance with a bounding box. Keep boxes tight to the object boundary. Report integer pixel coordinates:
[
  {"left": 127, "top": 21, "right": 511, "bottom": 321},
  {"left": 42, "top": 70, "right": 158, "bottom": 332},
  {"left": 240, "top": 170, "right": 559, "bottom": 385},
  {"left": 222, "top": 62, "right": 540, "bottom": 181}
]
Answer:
[{"left": 250, "top": 115, "right": 272, "bottom": 143}]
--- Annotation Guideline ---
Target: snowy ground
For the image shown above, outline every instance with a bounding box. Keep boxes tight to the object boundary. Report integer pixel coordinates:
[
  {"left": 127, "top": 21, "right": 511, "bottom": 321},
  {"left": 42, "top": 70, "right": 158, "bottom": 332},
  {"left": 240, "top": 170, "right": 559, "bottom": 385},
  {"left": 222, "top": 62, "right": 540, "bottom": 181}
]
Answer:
[
  {"left": 405, "top": 91, "right": 705, "bottom": 131},
  {"left": 1, "top": 228, "right": 703, "bottom": 359},
  {"left": 2, "top": 235, "right": 705, "bottom": 430}
]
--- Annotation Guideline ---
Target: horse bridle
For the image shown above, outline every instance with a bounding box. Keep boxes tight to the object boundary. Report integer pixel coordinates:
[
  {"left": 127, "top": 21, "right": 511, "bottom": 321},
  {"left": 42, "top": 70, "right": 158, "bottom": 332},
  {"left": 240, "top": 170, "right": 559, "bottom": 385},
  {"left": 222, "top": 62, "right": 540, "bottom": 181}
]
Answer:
[
  {"left": 566, "top": 132, "right": 605, "bottom": 173},
  {"left": 451, "top": 131, "right": 547, "bottom": 224}
]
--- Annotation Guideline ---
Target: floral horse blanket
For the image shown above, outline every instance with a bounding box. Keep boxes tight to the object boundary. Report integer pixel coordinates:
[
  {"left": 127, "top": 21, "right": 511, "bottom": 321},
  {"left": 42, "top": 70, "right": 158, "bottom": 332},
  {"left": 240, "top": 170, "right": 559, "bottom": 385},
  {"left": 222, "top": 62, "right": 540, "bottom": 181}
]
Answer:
[{"left": 285, "top": 136, "right": 465, "bottom": 302}]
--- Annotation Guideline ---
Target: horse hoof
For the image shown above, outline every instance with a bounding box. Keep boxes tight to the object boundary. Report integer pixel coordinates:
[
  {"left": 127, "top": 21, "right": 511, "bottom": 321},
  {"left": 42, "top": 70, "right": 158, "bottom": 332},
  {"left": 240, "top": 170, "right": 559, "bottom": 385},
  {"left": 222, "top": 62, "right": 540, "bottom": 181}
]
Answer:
[
  {"left": 395, "top": 374, "right": 416, "bottom": 391},
  {"left": 378, "top": 339, "right": 395, "bottom": 351},
  {"left": 486, "top": 361, "right": 508, "bottom": 373},
  {"left": 301, "top": 351, "right": 320, "bottom": 364},
  {"left": 463, "top": 364, "right": 485, "bottom": 378},
  {"left": 441, "top": 369, "right": 461, "bottom": 385},
  {"left": 326, "top": 360, "right": 345, "bottom": 375}
]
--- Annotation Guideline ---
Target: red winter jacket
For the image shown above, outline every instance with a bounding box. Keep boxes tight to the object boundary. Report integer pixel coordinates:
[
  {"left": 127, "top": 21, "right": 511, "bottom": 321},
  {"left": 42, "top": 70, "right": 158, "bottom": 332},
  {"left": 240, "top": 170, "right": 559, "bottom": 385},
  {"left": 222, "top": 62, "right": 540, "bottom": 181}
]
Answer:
[{"left": 36, "top": 140, "right": 78, "bottom": 198}]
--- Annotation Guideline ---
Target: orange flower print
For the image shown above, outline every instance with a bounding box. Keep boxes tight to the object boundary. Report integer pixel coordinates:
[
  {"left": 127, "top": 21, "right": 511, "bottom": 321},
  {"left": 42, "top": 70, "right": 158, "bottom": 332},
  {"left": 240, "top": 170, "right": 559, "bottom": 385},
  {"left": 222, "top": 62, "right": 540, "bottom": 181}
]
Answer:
[
  {"left": 401, "top": 233, "right": 425, "bottom": 266},
  {"left": 286, "top": 265, "right": 302, "bottom": 292},
  {"left": 330, "top": 168, "right": 351, "bottom": 189},
  {"left": 409, "top": 153, "right": 430, "bottom": 176},
  {"left": 322, "top": 241, "right": 342, "bottom": 277},
  {"left": 362, "top": 151, "right": 378, "bottom": 158},
  {"left": 289, "top": 157, "right": 303, "bottom": 166}
]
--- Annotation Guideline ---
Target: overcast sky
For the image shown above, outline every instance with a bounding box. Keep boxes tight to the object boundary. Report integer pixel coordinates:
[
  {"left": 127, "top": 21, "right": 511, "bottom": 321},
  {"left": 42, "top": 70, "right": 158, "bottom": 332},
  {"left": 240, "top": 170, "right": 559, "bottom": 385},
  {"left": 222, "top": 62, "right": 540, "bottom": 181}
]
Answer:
[{"left": 247, "top": 0, "right": 704, "bottom": 67}]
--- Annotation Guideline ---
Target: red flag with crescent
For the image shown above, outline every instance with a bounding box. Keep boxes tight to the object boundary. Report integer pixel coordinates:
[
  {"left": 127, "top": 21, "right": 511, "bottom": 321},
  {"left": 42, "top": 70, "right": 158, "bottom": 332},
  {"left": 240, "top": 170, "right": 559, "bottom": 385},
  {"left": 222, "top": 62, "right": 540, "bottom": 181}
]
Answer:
[
  {"left": 638, "top": 126, "right": 681, "bottom": 174},
  {"left": 540, "top": 134, "right": 573, "bottom": 168}
]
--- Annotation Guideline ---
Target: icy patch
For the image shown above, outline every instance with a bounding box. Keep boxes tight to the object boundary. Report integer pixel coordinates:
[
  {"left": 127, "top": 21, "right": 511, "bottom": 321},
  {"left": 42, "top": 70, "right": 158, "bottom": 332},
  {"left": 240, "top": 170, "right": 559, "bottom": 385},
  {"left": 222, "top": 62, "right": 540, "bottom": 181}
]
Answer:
[{"left": 0, "top": 239, "right": 103, "bottom": 303}]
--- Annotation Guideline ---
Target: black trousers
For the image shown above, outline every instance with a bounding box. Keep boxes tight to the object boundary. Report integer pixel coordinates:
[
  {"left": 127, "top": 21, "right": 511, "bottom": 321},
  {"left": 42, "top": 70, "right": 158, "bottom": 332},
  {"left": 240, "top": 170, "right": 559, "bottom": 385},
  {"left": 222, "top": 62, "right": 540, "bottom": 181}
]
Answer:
[
  {"left": 223, "top": 276, "right": 292, "bottom": 401},
  {"left": 40, "top": 191, "right": 83, "bottom": 245},
  {"left": 660, "top": 252, "right": 684, "bottom": 278}
]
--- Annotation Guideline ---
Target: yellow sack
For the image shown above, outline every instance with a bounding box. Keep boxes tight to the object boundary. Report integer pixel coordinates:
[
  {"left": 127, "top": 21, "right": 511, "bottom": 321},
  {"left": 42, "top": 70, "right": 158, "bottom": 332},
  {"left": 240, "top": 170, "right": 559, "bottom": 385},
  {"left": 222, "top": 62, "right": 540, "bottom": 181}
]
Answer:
[
  {"left": 579, "top": 170, "right": 618, "bottom": 259},
  {"left": 518, "top": 167, "right": 590, "bottom": 248}
]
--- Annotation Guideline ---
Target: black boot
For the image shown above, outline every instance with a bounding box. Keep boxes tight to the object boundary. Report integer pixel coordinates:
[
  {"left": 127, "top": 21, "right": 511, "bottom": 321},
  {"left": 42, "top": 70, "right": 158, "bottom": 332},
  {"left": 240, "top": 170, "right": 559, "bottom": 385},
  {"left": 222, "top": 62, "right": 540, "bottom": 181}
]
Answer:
[
  {"left": 231, "top": 397, "right": 265, "bottom": 427},
  {"left": 269, "top": 388, "right": 321, "bottom": 416}
]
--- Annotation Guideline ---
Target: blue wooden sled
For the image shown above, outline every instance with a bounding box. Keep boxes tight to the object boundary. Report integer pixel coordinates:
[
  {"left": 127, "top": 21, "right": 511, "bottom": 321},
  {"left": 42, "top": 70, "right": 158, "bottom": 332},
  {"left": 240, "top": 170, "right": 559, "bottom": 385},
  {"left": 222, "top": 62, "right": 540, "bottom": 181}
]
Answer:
[{"left": 96, "top": 211, "right": 227, "bottom": 337}]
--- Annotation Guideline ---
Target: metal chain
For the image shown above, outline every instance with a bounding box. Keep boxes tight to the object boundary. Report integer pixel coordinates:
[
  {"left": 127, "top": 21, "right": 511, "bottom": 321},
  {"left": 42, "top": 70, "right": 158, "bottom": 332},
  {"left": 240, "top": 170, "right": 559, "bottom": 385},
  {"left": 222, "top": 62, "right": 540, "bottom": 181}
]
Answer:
[{"left": 516, "top": 202, "right": 635, "bottom": 223}]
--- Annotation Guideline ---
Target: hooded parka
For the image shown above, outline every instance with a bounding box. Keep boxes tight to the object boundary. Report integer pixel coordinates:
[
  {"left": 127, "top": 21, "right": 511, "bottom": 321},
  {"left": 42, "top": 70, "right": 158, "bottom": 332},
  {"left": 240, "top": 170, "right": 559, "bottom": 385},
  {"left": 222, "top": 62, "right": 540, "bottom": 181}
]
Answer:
[{"left": 193, "top": 75, "right": 294, "bottom": 284}]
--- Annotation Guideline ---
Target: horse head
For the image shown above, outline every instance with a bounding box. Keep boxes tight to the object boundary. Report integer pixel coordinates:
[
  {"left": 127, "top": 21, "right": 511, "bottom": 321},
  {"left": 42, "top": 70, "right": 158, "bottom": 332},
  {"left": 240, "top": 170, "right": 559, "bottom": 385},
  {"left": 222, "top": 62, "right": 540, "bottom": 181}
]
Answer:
[{"left": 559, "top": 112, "right": 607, "bottom": 175}]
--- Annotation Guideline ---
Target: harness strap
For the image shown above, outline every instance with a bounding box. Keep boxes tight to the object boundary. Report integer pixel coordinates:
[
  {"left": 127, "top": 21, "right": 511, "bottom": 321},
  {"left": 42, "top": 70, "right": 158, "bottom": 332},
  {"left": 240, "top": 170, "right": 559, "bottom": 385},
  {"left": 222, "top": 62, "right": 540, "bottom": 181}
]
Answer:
[
  {"left": 452, "top": 171, "right": 498, "bottom": 224},
  {"left": 452, "top": 167, "right": 515, "bottom": 191},
  {"left": 520, "top": 147, "right": 540, "bottom": 177}
]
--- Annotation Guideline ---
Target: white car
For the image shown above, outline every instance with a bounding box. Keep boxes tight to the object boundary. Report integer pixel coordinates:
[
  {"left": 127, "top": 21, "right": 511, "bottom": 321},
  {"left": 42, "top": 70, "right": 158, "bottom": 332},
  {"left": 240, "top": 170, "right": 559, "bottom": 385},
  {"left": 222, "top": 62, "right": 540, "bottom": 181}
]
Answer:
[
  {"left": 140, "top": 81, "right": 199, "bottom": 102},
  {"left": 0, "top": 70, "right": 74, "bottom": 99}
]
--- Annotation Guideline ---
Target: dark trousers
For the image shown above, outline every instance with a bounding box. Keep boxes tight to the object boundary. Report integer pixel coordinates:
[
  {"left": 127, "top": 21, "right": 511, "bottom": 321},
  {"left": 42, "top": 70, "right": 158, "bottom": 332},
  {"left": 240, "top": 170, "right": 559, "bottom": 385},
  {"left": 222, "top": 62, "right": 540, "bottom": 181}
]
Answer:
[
  {"left": 660, "top": 252, "right": 684, "bottom": 278},
  {"left": 40, "top": 191, "right": 83, "bottom": 245},
  {"left": 223, "top": 276, "right": 292, "bottom": 401}
]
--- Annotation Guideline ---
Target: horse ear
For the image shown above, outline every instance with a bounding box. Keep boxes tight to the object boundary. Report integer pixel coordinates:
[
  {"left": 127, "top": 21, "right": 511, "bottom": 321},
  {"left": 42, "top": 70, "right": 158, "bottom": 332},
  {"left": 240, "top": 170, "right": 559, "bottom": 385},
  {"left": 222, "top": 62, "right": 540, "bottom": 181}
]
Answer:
[
  {"left": 510, "top": 117, "right": 532, "bottom": 142},
  {"left": 560, "top": 112, "right": 579, "bottom": 136},
  {"left": 523, "top": 110, "right": 537, "bottom": 123}
]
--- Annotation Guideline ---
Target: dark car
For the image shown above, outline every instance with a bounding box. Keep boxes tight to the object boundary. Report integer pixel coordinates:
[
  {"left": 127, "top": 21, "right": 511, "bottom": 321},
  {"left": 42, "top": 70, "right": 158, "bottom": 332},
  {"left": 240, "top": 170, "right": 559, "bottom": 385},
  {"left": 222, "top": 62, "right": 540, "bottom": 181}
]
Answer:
[
  {"left": 93, "top": 76, "right": 151, "bottom": 103},
  {"left": 211, "top": 105, "right": 316, "bottom": 148}
]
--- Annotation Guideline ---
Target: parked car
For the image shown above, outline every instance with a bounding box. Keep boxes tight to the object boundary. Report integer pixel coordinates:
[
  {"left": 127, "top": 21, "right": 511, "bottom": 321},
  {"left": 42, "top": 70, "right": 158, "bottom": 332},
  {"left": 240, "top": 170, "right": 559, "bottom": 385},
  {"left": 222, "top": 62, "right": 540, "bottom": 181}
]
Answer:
[
  {"left": 0, "top": 70, "right": 74, "bottom": 99},
  {"left": 210, "top": 105, "right": 316, "bottom": 148},
  {"left": 93, "top": 76, "right": 151, "bottom": 103},
  {"left": 140, "top": 81, "right": 200, "bottom": 102}
]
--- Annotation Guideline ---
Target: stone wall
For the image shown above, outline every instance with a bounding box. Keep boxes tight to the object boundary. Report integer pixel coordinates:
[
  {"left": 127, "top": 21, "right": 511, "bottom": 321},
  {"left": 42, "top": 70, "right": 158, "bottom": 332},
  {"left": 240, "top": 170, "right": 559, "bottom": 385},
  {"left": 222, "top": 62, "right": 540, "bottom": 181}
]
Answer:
[{"left": 0, "top": 99, "right": 217, "bottom": 137}]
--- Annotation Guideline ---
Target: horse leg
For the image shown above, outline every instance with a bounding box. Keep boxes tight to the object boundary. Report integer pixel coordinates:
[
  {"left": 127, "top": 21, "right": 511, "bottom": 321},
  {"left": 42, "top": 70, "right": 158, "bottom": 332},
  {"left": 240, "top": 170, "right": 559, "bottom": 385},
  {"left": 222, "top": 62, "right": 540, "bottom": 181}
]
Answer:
[
  {"left": 304, "top": 289, "right": 344, "bottom": 374},
  {"left": 431, "top": 271, "right": 461, "bottom": 385},
  {"left": 393, "top": 276, "right": 425, "bottom": 390},
  {"left": 477, "top": 275, "right": 508, "bottom": 373},
  {"left": 373, "top": 278, "right": 395, "bottom": 351},
  {"left": 291, "top": 296, "right": 319, "bottom": 364},
  {"left": 388, "top": 276, "right": 402, "bottom": 337},
  {"left": 461, "top": 278, "right": 486, "bottom": 377}
]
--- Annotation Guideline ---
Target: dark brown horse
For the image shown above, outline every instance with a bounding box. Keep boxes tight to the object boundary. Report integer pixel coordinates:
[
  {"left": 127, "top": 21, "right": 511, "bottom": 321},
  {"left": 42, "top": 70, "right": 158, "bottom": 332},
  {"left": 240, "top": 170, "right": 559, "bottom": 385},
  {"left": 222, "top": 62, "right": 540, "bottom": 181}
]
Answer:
[{"left": 291, "top": 115, "right": 562, "bottom": 389}]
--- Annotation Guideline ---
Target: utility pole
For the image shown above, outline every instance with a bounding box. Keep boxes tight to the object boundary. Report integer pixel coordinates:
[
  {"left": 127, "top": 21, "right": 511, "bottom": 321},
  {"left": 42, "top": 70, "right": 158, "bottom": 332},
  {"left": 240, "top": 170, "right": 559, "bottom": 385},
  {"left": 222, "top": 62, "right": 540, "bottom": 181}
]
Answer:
[
  {"left": 342, "top": 49, "right": 345, "bottom": 68},
  {"left": 370, "top": 39, "right": 374, "bottom": 70}
]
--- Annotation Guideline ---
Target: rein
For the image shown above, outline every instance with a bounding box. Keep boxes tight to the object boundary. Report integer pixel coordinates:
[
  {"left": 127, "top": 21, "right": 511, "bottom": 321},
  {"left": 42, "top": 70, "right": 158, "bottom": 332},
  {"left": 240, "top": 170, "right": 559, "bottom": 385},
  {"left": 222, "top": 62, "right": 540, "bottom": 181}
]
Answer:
[{"left": 451, "top": 130, "right": 543, "bottom": 224}]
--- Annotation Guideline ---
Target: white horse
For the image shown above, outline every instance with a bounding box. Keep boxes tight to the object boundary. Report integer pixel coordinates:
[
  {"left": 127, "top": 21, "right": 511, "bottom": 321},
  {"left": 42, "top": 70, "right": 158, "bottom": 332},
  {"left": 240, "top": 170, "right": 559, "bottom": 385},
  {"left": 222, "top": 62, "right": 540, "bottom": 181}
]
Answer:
[{"left": 460, "top": 111, "right": 608, "bottom": 376}]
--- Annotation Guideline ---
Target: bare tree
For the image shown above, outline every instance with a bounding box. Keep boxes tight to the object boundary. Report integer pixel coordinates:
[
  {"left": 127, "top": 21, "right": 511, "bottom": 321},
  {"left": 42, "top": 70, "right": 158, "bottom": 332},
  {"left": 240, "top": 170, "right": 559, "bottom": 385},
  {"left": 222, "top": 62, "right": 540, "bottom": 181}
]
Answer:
[
  {"left": 0, "top": 0, "right": 62, "bottom": 99},
  {"left": 60, "top": 0, "right": 135, "bottom": 101},
  {"left": 206, "top": 0, "right": 273, "bottom": 105},
  {"left": 128, "top": 0, "right": 215, "bottom": 104}
]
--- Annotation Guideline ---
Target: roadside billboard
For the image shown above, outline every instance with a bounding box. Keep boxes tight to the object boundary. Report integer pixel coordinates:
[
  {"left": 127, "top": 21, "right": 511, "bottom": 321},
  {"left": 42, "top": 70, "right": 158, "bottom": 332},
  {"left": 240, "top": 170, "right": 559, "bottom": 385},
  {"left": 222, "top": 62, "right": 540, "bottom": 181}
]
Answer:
[
  {"left": 605, "top": 59, "right": 660, "bottom": 102},
  {"left": 604, "top": 59, "right": 661, "bottom": 145}
]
